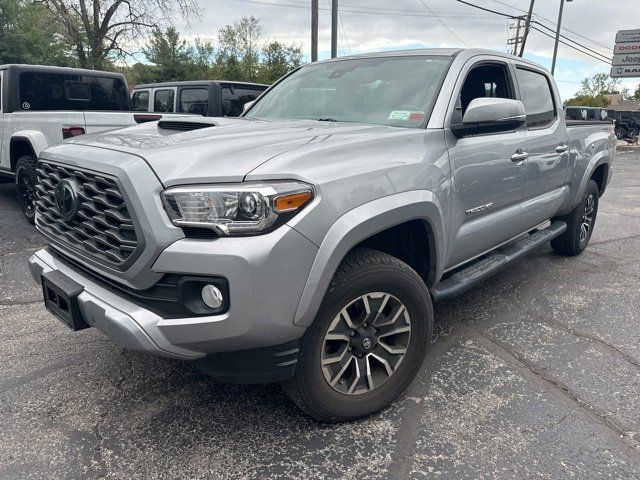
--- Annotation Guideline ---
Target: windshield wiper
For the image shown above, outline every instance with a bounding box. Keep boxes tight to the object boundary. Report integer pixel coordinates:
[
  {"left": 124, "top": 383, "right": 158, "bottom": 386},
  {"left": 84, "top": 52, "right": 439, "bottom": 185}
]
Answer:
[{"left": 316, "top": 118, "right": 341, "bottom": 122}]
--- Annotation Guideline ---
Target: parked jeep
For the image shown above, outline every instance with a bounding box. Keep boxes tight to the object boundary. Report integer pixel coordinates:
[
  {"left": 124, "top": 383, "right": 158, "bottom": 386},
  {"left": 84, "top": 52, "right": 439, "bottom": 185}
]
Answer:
[
  {"left": 131, "top": 80, "right": 268, "bottom": 117},
  {"left": 29, "top": 49, "right": 615, "bottom": 422},
  {"left": 0, "top": 64, "right": 191, "bottom": 222}
]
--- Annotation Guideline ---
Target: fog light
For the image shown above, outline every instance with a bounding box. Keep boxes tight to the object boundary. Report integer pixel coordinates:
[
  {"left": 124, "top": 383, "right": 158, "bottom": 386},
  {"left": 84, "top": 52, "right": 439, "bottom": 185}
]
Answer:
[{"left": 201, "top": 284, "right": 223, "bottom": 309}]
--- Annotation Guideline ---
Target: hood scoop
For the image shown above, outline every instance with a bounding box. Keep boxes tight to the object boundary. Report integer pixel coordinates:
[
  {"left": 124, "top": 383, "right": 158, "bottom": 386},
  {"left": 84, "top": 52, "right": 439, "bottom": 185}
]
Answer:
[{"left": 157, "top": 120, "right": 218, "bottom": 132}]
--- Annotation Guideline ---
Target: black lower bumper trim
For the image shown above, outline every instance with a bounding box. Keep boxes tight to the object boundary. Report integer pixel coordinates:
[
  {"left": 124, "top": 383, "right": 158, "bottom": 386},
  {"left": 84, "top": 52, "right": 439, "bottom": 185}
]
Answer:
[{"left": 192, "top": 339, "right": 300, "bottom": 384}]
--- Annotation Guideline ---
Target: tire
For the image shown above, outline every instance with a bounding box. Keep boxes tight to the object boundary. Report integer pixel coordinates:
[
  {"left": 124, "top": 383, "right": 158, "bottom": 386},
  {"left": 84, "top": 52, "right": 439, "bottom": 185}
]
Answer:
[
  {"left": 551, "top": 179, "right": 599, "bottom": 256},
  {"left": 283, "top": 248, "right": 433, "bottom": 422},
  {"left": 14, "top": 155, "right": 38, "bottom": 224}
]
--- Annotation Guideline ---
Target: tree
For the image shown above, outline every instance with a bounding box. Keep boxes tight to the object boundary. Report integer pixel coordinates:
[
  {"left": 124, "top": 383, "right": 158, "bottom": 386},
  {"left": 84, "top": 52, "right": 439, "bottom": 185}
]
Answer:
[
  {"left": 215, "top": 16, "right": 263, "bottom": 81},
  {"left": 565, "top": 94, "right": 610, "bottom": 108},
  {"left": 259, "top": 41, "right": 303, "bottom": 83},
  {"left": 143, "top": 27, "right": 191, "bottom": 81},
  {"left": 35, "top": 0, "right": 200, "bottom": 69},
  {"left": 577, "top": 73, "right": 621, "bottom": 97},
  {"left": 632, "top": 85, "right": 640, "bottom": 102},
  {"left": 0, "top": 0, "right": 75, "bottom": 66}
]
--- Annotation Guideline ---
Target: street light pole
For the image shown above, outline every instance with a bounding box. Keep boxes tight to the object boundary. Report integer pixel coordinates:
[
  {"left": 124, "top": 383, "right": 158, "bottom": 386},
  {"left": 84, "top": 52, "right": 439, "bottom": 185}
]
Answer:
[{"left": 551, "top": 0, "right": 572, "bottom": 75}]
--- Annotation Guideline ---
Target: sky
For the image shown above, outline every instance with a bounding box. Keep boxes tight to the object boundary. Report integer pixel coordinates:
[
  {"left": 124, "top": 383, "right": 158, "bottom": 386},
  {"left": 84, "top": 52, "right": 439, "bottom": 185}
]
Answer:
[{"left": 177, "top": 0, "right": 639, "bottom": 100}]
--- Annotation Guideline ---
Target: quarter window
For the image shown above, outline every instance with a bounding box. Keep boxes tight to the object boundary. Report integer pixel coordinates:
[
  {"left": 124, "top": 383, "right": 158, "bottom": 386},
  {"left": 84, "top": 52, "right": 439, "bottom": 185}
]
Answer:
[
  {"left": 131, "top": 90, "right": 150, "bottom": 111},
  {"left": 515, "top": 68, "right": 557, "bottom": 128},
  {"left": 180, "top": 88, "right": 209, "bottom": 115},
  {"left": 221, "top": 86, "right": 265, "bottom": 117},
  {"left": 153, "top": 89, "right": 175, "bottom": 112}
]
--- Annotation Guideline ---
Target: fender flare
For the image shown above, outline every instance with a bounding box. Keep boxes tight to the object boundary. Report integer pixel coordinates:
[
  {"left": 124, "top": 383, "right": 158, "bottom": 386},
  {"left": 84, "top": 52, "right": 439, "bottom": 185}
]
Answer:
[
  {"left": 293, "top": 190, "right": 446, "bottom": 327},
  {"left": 574, "top": 152, "right": 610, "bottom": 206},
  {"left": 10, "top": 131, "right": 49, "bottom": 167}
]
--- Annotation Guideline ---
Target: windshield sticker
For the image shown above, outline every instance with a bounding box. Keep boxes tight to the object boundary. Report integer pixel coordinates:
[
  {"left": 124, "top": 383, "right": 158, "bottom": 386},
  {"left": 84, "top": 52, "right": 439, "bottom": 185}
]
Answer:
[
  {"left": 388, "top": 110, "right": 411, "bottom": 121},
  {"left": 388, "top": 110, "right": 425, "bottom": 121}
]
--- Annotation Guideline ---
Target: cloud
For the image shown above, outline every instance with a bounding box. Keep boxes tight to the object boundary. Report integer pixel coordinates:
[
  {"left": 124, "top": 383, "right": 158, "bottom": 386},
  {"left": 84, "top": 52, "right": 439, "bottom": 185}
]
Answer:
[{"left": 179, "top": 0, "right": 639, "bottom": 97}]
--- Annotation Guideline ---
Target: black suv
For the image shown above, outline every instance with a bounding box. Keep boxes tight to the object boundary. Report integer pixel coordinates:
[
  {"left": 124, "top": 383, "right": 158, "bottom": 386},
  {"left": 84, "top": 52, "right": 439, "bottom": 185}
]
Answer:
[{"left": 131, "top": 80, "right": 268, "bottom": 117}]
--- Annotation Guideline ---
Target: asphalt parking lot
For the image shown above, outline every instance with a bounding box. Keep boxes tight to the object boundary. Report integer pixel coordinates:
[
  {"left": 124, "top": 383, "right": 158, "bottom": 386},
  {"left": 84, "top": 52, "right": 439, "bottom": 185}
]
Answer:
[{"left": 1, "top": 151, "right": 640, "bottom": 479}]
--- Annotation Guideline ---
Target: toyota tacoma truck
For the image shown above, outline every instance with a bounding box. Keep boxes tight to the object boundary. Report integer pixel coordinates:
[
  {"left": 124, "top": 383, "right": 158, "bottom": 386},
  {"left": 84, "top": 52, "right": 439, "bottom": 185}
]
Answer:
[
  {"left": 28, "top": 49, "right": 615, "bottom": 422},
  {"left": 0, "top": 64, "right": 193, "bottom": 222}
]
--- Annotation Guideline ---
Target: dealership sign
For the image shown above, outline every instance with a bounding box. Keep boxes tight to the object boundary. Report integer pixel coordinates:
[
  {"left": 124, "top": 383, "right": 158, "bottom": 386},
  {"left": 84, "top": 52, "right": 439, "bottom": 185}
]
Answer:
[
  {"left": 614, "top": 42, "right": 640, "bottom": 54},
  {"left": 615, "top": 29, "right": 640, "bottom": 44},
  {"left": 612, "top": 54, "right": 640, "bottom": 66},
  {"left": 612, "top": 29, "right": 640, "bottom": 77},
  {"left": 610, "top": 65, "right": 640, "bottom": 78}
]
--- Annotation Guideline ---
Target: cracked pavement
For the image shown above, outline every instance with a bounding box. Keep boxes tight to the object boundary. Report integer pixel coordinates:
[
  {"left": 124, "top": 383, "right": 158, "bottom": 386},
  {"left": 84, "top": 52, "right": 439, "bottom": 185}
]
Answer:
[{"left": 1, "top": 153, "right": 640, "bottom": 479}]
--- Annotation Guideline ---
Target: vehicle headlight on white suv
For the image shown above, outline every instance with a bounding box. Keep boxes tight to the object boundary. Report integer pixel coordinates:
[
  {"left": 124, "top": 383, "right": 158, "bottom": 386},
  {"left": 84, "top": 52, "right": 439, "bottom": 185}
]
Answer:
[{"left": 161, "top": 182, "right": 314, "bottom": 236}]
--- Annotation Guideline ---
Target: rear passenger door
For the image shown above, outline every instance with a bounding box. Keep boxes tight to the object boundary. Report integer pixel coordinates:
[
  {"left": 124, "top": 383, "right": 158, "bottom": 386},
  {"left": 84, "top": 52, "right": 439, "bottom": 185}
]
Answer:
[
  {"left": 152, "top": 88, "right": 176, "bottom": 113},
  {"left": 514, "top": 65, "right": 570, "bottom": 230}
]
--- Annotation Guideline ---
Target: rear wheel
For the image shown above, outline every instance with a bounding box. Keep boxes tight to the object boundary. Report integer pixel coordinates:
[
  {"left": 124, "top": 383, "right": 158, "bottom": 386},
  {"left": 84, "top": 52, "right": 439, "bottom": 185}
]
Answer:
[
  {"left": 284, "top": 248, "right": 433, "bottom": 422},
  {"left": 551, "top": 179, "right": 599, "bottom": 256},
  {"left": 15, "top": 155, "right": 38, "bottom": 224}
]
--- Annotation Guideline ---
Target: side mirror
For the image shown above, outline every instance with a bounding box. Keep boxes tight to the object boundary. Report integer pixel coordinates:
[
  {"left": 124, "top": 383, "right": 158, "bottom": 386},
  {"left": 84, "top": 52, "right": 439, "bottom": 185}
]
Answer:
[
  {"left": 451, "top": 98, "right": 526, "bottom": 138},
  {"left": 242, "top": 100, "right": 255, "bottom": 114}
]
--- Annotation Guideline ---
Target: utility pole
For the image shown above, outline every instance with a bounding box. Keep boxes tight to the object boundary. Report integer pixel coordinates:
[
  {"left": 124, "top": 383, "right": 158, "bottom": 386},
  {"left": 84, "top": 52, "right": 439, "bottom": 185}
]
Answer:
[
  {"left": 519, "top": 0, "right": 535, "bottom": 57},
  {"left": 514, "top": 18, "right": 522, "bottom": 56},
  {"left": 331, "top": 0, "right": 338, "bottom": 59},
  {"left": 551, "top": 0, "right": 572, "bottom": 75},
  {"left": 311, "top": 0, "right": 318, "bottom": 62}
]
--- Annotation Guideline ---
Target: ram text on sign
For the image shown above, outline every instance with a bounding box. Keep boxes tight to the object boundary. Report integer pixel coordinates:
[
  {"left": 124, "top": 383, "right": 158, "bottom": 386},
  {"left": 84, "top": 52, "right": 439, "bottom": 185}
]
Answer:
[
  {"left": 615, "top": 29, "right": 640, "bottom": 44},
  {"left": 612, "top": 53, "right": 640, "bottom": 66},
  {"left": 610, "top": 65, "right": 640, "bottom": 78},
  {"left": 614, "top": 42, "right": 640, "bottom": 54}
]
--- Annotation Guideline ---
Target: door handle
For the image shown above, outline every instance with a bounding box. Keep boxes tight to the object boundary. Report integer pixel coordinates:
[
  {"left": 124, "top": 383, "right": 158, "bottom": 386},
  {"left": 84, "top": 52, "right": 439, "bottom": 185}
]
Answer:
[
  {"left": 556, "top": 144, "right": 568, "bottom": 154},
  {"left": 511, "top": 149, "right": 528, "bottom": 163}
]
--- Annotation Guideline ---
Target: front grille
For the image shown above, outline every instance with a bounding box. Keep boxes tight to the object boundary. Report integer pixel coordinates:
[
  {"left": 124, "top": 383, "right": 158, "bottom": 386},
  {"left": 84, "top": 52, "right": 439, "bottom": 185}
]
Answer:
[{"left": 35, "top": 161, "right": 141, "bottom": 269}]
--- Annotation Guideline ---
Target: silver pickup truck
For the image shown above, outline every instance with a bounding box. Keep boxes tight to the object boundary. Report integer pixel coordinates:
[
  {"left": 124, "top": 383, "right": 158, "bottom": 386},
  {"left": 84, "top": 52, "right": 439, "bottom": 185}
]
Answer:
[{"left": 28, "top": 49, "right": 615, "bottom": 422}]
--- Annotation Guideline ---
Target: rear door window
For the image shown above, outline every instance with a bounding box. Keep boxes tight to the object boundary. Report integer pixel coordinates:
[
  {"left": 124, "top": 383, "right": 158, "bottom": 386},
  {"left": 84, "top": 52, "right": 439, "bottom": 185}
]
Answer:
[
  {"left": 131, "top": 90, "right": 150, "bottom": 111},
  {"left": 153, "top": 89, "right": 175, "bottom": 112},
  {"left": 18, "top": 72, "right": 129, "bottom": 111},
  {"left": 221, "top": 86, "right": 266, "bottom": 117},
  {"left": 180, "top": 88, "right": 209, "bottom": 115},
  {"left": 515, "top": 67, "right": 557, "bottom": 128}
]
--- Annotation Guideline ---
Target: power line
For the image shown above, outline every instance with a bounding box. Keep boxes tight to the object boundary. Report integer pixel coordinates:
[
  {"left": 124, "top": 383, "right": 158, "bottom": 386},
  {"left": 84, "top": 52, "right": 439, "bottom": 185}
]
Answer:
[
  {"left": 456, "top": 0, "right": 612, "bottom": 64},
  {"left": 418, "top": 0, "right": 469, "bottom": 47},
  {"left": 232, "top": 0, "right": 497, "bottom": 18},
  {"left": 489, "top": 0, "right": 613, "bottom": 52},
  {"left": 532, "top": 20, "right": 611, "bottom": 62},
  {"left": 531, "top": 26, "right": 612, "bottom": 65}
]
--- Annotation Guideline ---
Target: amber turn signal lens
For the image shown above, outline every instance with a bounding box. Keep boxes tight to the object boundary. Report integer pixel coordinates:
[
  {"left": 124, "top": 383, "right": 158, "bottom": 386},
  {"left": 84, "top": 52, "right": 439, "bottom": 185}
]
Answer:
[{"left": 274, "top": 191, "right": 312, "bottom": 212}]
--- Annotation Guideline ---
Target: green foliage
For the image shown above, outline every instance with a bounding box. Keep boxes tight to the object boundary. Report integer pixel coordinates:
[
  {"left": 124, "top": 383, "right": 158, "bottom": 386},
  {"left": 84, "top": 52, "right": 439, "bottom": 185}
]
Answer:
[
  {"left": 1, "top": 5, "right": 302, "bottom": 88},
  {"left": 565, "top": 94, "right": 610, "bottom": 108},
  {"left": 0, "top": 0, "right": 75, "bottom": 66},
  {"left": 633, "top": 85, "right": 640, "bottom": 102},
  {"left": 577, "top": 73, "right": 621, "bottom": 97}
]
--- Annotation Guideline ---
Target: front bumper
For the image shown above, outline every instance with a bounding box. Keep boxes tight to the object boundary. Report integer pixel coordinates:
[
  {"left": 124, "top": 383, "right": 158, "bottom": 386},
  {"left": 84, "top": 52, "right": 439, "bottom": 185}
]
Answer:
[{"left": 28, "top": 224, "right": 316, "bottom": 361}]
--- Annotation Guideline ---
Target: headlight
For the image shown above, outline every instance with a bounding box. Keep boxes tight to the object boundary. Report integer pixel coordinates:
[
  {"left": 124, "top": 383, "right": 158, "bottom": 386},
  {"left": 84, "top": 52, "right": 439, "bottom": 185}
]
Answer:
[{"left": 161, "top": 182, "right": 314, "bottom": 236}]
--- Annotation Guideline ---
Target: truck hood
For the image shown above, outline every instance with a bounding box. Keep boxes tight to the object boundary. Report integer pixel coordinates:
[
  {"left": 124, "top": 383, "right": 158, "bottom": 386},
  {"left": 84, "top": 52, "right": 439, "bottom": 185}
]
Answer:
[{"left": 65, "top": 117, "right": 406, "bottom": 186}]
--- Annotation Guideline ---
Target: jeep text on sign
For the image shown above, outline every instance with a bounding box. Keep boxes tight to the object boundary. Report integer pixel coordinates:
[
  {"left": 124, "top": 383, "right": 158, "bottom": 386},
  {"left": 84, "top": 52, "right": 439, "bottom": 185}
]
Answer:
[
  {"left": 615, "top": 29, "right": 640, "bottom": 44},
  {"left": 614, "top": 42, "right": 640, "bottom": 54},
  {"left": 612, "top": 54, "right": 640, "bottom": 66}
]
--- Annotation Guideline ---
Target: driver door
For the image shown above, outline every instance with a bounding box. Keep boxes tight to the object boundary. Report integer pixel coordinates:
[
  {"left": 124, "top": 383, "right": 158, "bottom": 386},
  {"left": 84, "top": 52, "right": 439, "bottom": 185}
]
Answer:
[{"left": 444, "top": 59, "right": 527, "bottom": 269}]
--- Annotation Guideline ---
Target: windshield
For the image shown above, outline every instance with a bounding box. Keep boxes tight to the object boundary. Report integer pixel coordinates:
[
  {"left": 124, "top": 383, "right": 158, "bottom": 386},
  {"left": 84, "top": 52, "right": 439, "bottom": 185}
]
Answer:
[{"left": 245, "top": 55, "right": 451, "bottom": 128}]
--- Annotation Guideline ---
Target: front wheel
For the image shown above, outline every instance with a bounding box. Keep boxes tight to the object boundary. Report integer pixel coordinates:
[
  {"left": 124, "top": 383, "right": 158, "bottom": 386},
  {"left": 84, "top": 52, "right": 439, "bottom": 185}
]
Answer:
[
  {"left": 551, "top": 179, "right": 599, "bottom": 256},
  {"left": 15, "top": 155, "right": 38, "bottom": 224},
  {"left": 283, "top": 248, "right": 433, "bottom": 422}
]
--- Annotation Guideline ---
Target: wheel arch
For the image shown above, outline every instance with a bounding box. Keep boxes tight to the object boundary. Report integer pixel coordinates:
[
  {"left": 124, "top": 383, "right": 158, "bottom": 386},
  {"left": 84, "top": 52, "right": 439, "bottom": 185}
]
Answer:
[
  {"left": 293, "top": 190, "right": 446, "bottom": 327},
  {"left": 10, "top": 131, "right": 48, "bottom": 171}
]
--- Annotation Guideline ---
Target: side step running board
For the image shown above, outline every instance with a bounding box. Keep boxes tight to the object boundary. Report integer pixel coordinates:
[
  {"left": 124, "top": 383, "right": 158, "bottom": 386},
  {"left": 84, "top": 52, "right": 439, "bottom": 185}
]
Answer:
[{"left": 430, "top": 221, "right": 567, "bottom": 303}]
